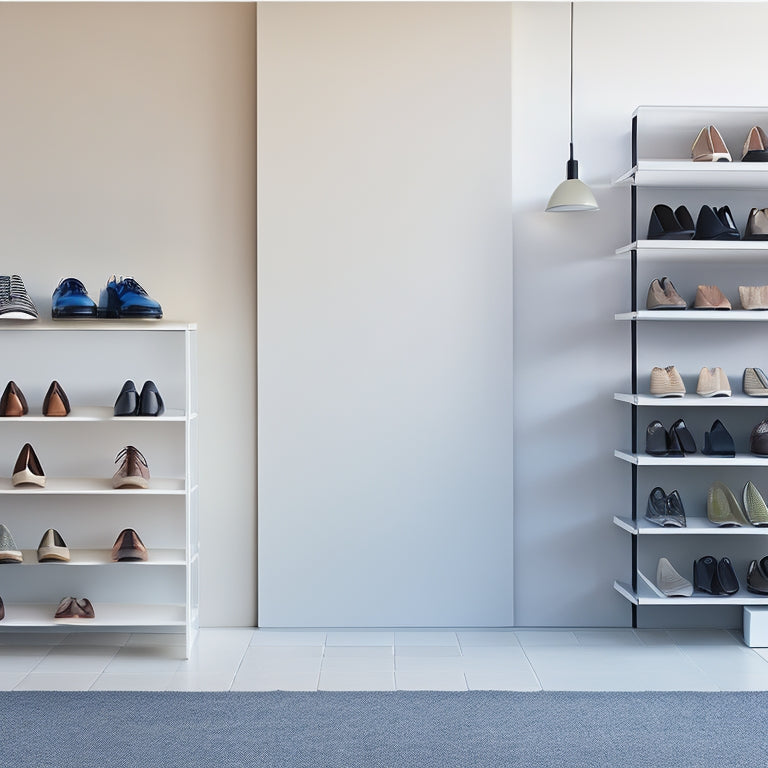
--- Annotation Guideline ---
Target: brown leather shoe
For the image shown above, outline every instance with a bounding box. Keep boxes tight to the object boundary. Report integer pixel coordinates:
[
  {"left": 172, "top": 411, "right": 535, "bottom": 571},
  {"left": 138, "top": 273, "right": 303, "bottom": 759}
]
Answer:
[
  {"left": 42, "top": 380, "right": 70, "bottom": 417},
  {"left": 0, "top": 381, "right": 28, "bottom": 417},
  {"left": 694, "top": 284, "right": 732, "bottom": 310},
  {"left": 692, "top": 125, "right": 731, "bottom": 162},
  {"left": 54, "top": 597, "right": 95, "bottom": 619},
  {"left": 12, "top": 443, "right": 45, "bottom": 487},
  {"left": 111, "top": 528, "right": 148, "bottom": 561},
  {"left": 112, "top": 445, "right": 150, "bottom": 489},
  {"left": 646, "top": 277, "right": 687, "bottom": 310}
]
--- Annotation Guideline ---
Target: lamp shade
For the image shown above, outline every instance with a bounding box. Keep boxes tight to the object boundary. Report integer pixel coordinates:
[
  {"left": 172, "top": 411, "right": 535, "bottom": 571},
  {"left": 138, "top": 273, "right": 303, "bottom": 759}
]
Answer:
[{"left": 546, "top": 177, "right": 599, "bottom": 212}]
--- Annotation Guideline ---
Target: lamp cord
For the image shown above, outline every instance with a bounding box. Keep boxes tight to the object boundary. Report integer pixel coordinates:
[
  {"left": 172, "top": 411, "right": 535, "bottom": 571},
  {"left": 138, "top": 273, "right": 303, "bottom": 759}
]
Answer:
[{"left": 569, "top": 1, "right": 574, "bottom": 154}]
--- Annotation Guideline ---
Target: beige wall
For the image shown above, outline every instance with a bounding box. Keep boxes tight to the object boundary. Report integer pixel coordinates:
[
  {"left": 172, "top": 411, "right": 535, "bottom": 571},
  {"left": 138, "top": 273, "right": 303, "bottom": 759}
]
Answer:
[{"left": 0, "top": 3, "right": 256, "bottom": 626}]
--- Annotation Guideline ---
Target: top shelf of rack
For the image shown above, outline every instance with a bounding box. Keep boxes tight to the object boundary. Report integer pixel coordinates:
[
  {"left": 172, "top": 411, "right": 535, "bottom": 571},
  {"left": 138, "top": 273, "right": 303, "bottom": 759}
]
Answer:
[
  {"left": 615, "top": 241, "right": 768, "bottom": 258},
  {"left": 614, "top": 162, "right": 768, "bottom": 189},
  {"left": 0, "top": 320, "right": 197, "bottom": 332}
]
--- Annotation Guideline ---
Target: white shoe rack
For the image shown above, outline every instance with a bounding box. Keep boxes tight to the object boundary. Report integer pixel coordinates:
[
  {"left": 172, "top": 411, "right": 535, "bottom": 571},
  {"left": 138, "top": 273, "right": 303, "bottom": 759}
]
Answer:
[
  {"left": 0, "top": 320, "right": 198, "bottom": 657},
  {"left": 613, "top": 106, "right": 768, "bottom": 627}
]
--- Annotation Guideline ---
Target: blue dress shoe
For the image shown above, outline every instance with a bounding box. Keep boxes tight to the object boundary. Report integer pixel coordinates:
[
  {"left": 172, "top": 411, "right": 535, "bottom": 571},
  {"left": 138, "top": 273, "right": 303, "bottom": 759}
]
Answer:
[
  {"left": 97, "top": 276, "right": 162, "bottom": 319},
  {"left": 51, "top": 278, "right": 96, "bottom": 318}
]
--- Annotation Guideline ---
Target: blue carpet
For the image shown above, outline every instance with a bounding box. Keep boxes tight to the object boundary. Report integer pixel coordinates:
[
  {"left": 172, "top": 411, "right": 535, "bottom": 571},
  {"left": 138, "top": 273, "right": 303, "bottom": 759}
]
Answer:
[{"left": 2, "top": 690, "right": 767, "bottom": 767}]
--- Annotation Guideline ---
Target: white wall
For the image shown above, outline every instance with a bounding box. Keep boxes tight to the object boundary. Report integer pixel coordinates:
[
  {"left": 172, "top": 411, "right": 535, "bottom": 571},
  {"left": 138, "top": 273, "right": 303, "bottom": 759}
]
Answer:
[
  {"left": 512, "top": 2, "right": 768, "bottom": 627},
  {"left": 0, "top": 3, "right": 256, "bottom": 626},
  {"left": 257, "top": 2, "right": 514, "bottom": 626}
]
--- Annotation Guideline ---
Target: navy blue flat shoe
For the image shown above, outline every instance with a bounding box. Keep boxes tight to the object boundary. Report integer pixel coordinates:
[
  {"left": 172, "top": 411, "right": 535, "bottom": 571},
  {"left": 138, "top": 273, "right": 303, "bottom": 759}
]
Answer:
[
  {"left": 114, "top": 380, "right": 139, "bottom": 417},
  {"left": 97, "top": 276, "right": 162, "bottom": 319},
  {"left": 51, "top": 278, "right": 96, "bottom": 318},
  {"left": 138, "top": 380, "right": 164, "bottom": 417}
]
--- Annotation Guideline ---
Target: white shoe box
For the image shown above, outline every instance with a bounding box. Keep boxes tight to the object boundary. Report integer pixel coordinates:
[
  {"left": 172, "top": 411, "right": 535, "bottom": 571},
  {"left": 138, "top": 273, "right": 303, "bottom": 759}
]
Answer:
[{"left": 743, "top": 607, "right": 768, "bottom": 647}]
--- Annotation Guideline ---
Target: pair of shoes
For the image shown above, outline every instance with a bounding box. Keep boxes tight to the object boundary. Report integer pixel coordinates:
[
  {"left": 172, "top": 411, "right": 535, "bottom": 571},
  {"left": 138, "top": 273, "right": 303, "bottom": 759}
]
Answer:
[
  {"left": 53, "top": 276, "right": 162, "bottom": 319},
  {"left": 37, "top": 529, "right": 70, "bottom": 562},
  {"left": 112, "top": 446, "right": 150, "bottom": 489},
  {"left": 646, "top": 277, "right": 687, "bottom": 309},
  {"left": 647, "top": 205, "right": 739, "bottom": 240},
  {"left": 97, "top": 276, "right": 162, "bottom": 319},
  {"left": 649, "top": 366, "right": 686, "bottom": 397},
  {"left": 54, "top": 597, "right": 94, "bottom": 619},
  {"left": 12, "top": 443, "right": 45, "bottom": 487},
  {"left": 656, "top": 558, "right": 693, "bottom": 596},
  {"left": 646, "top": 418, "right": 695, "bottom": 456},
  {"left": 0, "top": 275, "right": 38, "bottom": 320},
  {"left": 693, "top": 555, "right": 739, "bottom": 595},
  {"left": 0, "top": 381, "right": 71, "bottom": 417},
  {"left": 692, "top": 125, "right": 768, "bottom": 162},
  {"left": 111, "top": 528, "right": 148, "bottom": 561},
  {"left": 0, "top": 524, "right": 22, "bottom": 563},
  {"left": 696, "top": 367, "right": 731, "bottom": 397},
  {"left": 114, "top": 380, "right": 164, "bottom": 417},
  {"left": 708, "top": 481, "right": 768, "bottom": 526},
  {"left": 646, "top": 487, "right": 686, "bottom": 527},
  {"left": 747, "top": 558, "right": 768, "bottom": 594},
  {"left": 702, "top": 420, "right": 735, "bottom": 457},
  {"left": 744, "top": 368, "right": 768, "bottom": 396}
]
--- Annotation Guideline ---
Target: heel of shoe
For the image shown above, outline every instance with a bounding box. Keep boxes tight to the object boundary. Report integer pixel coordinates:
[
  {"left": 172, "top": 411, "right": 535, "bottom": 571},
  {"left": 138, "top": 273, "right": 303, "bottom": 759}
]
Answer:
[{"left": 12, "top": 467, "right": 45, "bottom": 487}]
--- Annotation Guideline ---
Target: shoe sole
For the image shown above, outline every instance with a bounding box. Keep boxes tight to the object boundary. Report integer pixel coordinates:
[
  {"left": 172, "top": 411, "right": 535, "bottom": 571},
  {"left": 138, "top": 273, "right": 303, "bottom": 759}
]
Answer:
[
  {"left": 51, "top": 308, "right": 96, "bottom": 318},
  {"left": 38, "top": 552, "right": 71, "bottom": 562},
  {"left": 0, "top": 312, "right": 37, "bottom": 320},
  {"left": 697, "top": 390, "right": 732, "bottom": 397},
  {"left": 96, "top": 308, "right": 163, "bottom": 319},
  {"left": 0, "top": 552, "right": 22, "bottom": 563},
  {"left": 112, "top": 477, "right": 149, "bottom": 489},
  {"left": 11, "top": 469, "right": 45, "bottom": 487}
]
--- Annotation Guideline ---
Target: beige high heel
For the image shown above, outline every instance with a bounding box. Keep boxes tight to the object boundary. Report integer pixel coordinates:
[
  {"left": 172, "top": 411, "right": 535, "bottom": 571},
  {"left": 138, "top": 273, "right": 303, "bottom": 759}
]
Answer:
[{"left": 691, "top": 125, "right": 731, "bottom": 162}]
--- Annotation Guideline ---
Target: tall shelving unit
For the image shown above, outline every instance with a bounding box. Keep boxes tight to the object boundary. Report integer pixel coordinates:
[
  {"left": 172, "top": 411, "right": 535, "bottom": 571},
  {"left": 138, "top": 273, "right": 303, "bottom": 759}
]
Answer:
[
  {"left": 613, "top": 106, "right": 768, "bottom": 631},
  {"left": 0, "top": 320, "right": 198, "bottom": 657}
]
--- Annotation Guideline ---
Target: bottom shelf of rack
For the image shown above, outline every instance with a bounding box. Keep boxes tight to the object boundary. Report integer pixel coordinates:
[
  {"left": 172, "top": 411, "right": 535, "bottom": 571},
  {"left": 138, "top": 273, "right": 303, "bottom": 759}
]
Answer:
[
  {"left": 0, "top": 603, "right": 186, "bottom": 628},
  {"left": 614, "top": 579, "right": 768, "bottom": 606}
]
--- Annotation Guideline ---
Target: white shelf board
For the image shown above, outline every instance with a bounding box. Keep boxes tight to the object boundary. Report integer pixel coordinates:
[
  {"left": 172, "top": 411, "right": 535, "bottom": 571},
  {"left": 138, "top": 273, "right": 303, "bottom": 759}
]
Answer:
[
  {"left": 614, "top": 393, "right": 765, "bottom": 407},
  {"left": 613, "top": 515, "right": 768, "bottom": 535},
  {"left": 4, "top": 320, "right": 197, "bottom": 332},
  {"left": 3, "top": 406, "right": 186, "bottom": 422},
  {"left": 0, "top": 477, "right": 185, "bottom": 494},
  {"left": 616, "top": 310, "right": 768, "bottom": 321},
  {"left": 614, "top": 161, "right": 768, "bottom": 189},
  {"left": 615, "top": 450, "right": 768, "bottom": 467},
  {"left": 16, "top": 548, "right": 185, "bottom": 565},
  {"left": 614, "top": 579, "right": 768, "bottom": 606},
  {"left": 615, "top": 241, "right": 768, "bottom": 258},
  {"left": 0, "top": 602, "right": 186, "bottom": 628}
]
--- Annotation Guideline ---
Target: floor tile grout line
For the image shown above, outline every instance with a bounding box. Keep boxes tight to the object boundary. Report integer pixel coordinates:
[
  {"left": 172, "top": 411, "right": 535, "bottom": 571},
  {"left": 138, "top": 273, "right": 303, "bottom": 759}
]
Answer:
[{"left": 516, "top": 638, "right": 545, "bottom": 692}]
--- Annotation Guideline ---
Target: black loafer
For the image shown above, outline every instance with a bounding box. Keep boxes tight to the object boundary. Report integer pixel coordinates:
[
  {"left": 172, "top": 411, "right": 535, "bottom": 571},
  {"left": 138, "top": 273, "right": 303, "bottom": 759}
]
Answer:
[
  {"left": 717, "top": 557, "right": 740, "bottom": 595},
  {"left": 694, "top": 555, "right": 718, "bottom": 593},
  {"left": 645, "top": 487, "right": 669, "bottom": 526},
  {"left": 114, "top": 380, "right": 139, "bottom": 417},
  {"left": 670, "top": 418, "right": 696, "bottom": 454},
  {"left": 747, "top": 559, "right": 768, "bottom": 594},
  {"left": 665, "top": 489, "right": 687, "bottom": 527},
  {"left": 645, "top": 420, "right": 669, "bottom": 456},
  {"left": 703, "top": 419, "right": 735, "bottom": 457},
  {"left": 138, "top": 380, "right": 164, "bottom": 417}
]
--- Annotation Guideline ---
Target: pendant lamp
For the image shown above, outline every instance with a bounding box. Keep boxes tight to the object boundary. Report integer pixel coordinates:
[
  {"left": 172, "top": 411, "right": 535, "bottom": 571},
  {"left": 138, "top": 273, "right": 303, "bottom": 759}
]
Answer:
[{"left": 546, "top": 2, "right": 598, "bottom": 212}]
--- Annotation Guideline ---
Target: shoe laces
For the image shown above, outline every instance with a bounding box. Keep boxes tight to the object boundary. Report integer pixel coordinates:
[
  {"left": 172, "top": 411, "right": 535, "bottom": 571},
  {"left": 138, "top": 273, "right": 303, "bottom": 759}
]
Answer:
[
  {"left": 119, "top": 277, "right": 148, "bottom": 296},
  {"left": 114, "top": 445, "right": 148, "bottom": 467},
  {"left": 58, "top": 277, "right": 87, "bottom": 294}
]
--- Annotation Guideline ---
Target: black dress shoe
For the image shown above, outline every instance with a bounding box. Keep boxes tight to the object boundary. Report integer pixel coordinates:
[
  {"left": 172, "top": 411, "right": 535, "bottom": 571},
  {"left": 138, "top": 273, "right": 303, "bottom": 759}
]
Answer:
[
  {"left": 645, "top": 487, "right": 669, "bottom": 526},
  {"left": 717, "top": 557, "right": 740, "bottom": 595},
  {"left": 647, "top": 204, "right": 695, "bottom": 240},
  {"left": 694, "top": 555, "right": 718, "bottom": 593},
  {"left": 747, "top": 559, "right": 768, "bottom": 594},
  {"left": 694, "top": 205, "right": 741, "bottom": 240},
  {"left": 645, "top": 420, "right": 669, "bottom": 456},
  {"left": 670, "top": 418, "right": 696, "bottom": 454},
  {"left": 138, "top": 380, "right": 164, "bottom": 417},
  {"left": 665, "top": 489, "right": 687, "bottom": 527},
  {"left": 702, "top": 419, "right": 735, "bottom": 457},
  {"left": 114, "top": 380, "right": 139, "bottom": 417}
]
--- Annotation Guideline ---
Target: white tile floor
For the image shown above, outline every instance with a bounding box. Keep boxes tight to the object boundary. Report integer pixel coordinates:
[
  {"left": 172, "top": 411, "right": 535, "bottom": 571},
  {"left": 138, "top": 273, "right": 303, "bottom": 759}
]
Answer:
[{"left": 0, "top": 627, "right": 765, "bottom": 691}]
